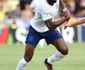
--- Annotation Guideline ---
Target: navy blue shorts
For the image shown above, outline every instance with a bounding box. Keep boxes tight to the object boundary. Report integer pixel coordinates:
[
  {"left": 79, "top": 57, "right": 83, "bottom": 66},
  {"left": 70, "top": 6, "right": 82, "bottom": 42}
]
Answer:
[{"left": 25, "top": 26, "right": 63, "bottom": 47}]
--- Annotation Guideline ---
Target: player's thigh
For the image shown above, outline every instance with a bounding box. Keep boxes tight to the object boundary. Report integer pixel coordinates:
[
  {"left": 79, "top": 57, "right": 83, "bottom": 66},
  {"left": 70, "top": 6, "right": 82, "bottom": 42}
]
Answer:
[
  {"left": 24, "top": 35, "right": 40, "bottom": 60},
  {"left": 25, "top": 27, "right": 41, "bottom": 47},
  {"left": 24, "top": 44, "right": 35, "bottom": 58},
  {"left": 24, "top": 26, "right": 41, "bottom": 61},
  {"left": 52, "top": 38, "right": 68, "bottom": 55}
]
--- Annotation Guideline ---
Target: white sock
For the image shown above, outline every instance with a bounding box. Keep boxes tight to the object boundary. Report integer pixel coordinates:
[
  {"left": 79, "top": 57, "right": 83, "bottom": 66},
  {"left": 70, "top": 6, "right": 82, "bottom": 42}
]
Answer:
[
  {"left": 47, "top": 52, "right": 65, "bottom": 64},
  {"left": 16, "top": 58, "right": 28, "bottom": 70}
]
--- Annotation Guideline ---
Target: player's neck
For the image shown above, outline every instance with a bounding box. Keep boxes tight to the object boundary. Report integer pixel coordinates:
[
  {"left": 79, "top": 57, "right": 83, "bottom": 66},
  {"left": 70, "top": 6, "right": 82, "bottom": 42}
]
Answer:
[{"left": 47, "top": 0, "right": 54, "bottom": 6}]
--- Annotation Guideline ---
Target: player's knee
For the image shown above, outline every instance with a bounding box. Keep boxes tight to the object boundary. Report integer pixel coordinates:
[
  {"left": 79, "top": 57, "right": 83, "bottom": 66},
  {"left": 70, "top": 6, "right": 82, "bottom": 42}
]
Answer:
[
  {"left": 61, "top": 47, "right": 68, "bottom": 55},
  {"left": 24, "top": 56, "right": 32, "bottom": 62}
]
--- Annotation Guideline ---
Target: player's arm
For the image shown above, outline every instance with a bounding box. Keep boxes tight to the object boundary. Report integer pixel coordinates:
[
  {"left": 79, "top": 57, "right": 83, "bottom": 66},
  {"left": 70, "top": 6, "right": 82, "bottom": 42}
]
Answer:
[
  {"left": 65, "top": 18, "right": 85, "bottom": 27},
  {"left": 39, "top": 0, "right": 70, "bottom": 29},
  {"left": 72, "top": 18, "right": 85, "bottom": 26},
  {"left": 60, "top": 0, "right": 70, "bottom": 22},
  {"left": 44, "top": 17, "right": 69, "bottom": 29},
  {"left": 44, "top": 0, "right": 70, "bottom": 29}
]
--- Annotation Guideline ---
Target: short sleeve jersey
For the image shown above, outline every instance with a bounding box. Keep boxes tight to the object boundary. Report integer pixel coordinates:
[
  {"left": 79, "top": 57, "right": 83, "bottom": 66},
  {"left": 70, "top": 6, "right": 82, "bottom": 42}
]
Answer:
[{"left": 30, "top": 0, "right": 60, "bottom": 33}]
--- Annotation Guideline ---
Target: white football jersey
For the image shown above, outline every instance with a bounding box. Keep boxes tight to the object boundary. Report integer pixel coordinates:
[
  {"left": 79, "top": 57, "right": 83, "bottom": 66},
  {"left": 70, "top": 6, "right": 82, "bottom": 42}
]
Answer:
[
  {"left": 30, "top": 0, "right": 39, "bottom": 12},
  {"left": 30, "top": 0, "right": 60, "bottom": 33}
]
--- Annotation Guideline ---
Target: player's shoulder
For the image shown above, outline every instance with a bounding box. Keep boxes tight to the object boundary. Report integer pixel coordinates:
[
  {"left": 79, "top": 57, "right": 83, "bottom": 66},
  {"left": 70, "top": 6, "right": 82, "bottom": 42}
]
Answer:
[{"left": 38, "top": 0, "right": 50, "bottom": 12}]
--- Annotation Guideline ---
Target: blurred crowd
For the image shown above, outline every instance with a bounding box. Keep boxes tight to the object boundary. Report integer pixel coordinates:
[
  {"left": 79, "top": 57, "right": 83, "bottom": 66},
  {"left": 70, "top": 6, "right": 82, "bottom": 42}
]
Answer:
[{"left": 0, "top": 0, "right": 85, "bottom": 28}]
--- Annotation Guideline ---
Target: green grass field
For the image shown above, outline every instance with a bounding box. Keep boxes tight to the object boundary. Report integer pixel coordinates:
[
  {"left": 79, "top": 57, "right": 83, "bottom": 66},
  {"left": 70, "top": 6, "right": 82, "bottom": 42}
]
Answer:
[{"left": 0, "top": 42, "right": 85, "bottom": 70}]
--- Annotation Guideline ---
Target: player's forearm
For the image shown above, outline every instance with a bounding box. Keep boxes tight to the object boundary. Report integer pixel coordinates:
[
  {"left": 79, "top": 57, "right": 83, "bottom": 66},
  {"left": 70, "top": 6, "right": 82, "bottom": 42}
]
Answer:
[
  {"left": 51, "top": 16, "right": 70, "bottom": 28},
  {"left": 70, "top": 18, "right": 85, "bottom": 27},
  {"left": 60, "top": 0, "right": 70, "bottom": 21},
  {"left": 60, "top": 0, "right": 66, "bottom": 9},
  {"left": 45, "top": 16, "right": 70, "bottom": 29}
]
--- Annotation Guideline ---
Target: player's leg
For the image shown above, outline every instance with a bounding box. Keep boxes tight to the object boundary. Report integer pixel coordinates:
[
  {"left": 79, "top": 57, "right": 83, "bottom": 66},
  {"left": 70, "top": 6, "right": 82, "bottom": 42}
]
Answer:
[
  {"left": 45, "top": 38, "right": 68, "bottom": 70},
  {"left": 16, "top": 44, "right": 35, "bottom": 70},
  {"left": 16, "top": 26, "right": 41, "bottom": 70},
  {"left": 47, "top": 38, "right": 68, "bottom": 64},
  {"left": 44, "top": 29, "right": 68, "bottom": 70}
]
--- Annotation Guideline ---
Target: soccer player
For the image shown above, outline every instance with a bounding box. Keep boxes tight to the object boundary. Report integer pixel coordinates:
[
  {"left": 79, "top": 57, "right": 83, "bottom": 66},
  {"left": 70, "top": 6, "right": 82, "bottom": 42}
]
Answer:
[
  {"left": 16, "top": 0, "right": 70, "bottom": 70},
  {"left": 64, "top": 17, "right": 85, "bottom": 28}
]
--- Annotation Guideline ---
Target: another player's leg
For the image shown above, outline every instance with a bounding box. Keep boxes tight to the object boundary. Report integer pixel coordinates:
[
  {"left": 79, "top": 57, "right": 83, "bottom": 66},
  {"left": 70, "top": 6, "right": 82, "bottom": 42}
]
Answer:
[{"left": 16, "top": 44, "right": 35, "bottom": 70}]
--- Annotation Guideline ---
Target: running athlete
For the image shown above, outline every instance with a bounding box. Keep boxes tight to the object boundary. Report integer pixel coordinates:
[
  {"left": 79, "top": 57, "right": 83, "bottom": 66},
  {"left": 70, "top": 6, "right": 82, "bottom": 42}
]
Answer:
[
  {"left": 16, "top": 0, "right": 70, "bottom": 70},
  {"left": 64, "top": 17, "right": 85, "bottom": 28}
]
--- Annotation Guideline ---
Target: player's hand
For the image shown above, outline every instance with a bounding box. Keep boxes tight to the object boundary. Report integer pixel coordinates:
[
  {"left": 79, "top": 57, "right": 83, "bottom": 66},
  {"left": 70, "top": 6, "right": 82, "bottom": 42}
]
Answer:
[
  {"left": 64, "top": 23, "right": 71, "bottom": 29},
  {"left": 63, "top": 10, "right": 71, "bottom": 21}
]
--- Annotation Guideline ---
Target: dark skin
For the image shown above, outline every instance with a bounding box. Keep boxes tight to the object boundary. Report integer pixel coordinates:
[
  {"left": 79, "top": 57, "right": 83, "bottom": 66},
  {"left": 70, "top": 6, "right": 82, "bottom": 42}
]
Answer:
[
  {"left": 24, "top": 0, "right": 70, "bottom": 62},
  {"left": 46, "top": 0, "right": 70, "bottom": 29},
  {"left": 47, "top": 0, "right": 56, "bottom": 5}
]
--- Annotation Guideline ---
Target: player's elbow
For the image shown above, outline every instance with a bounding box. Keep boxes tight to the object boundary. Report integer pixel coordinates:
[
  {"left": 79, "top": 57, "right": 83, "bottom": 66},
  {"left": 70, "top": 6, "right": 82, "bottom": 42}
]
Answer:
[
  {"left": 68, "top": 13, "right": 71, "bottom": 19},
  {"left": 66, "top": 15, "right": 71, "bottom": 20},
  {"left": 68, "top": 16, "right": 71, "bottom": 19}
]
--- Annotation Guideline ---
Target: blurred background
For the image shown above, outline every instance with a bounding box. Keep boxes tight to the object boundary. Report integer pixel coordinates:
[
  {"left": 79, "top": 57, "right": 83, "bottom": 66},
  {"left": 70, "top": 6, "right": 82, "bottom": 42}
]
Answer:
[
  {"left": 0, "top": 0, "right": 85, "bottom": 70},
  {"left": 0, "top": 0, "right": 85, "bottom": 45}
]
